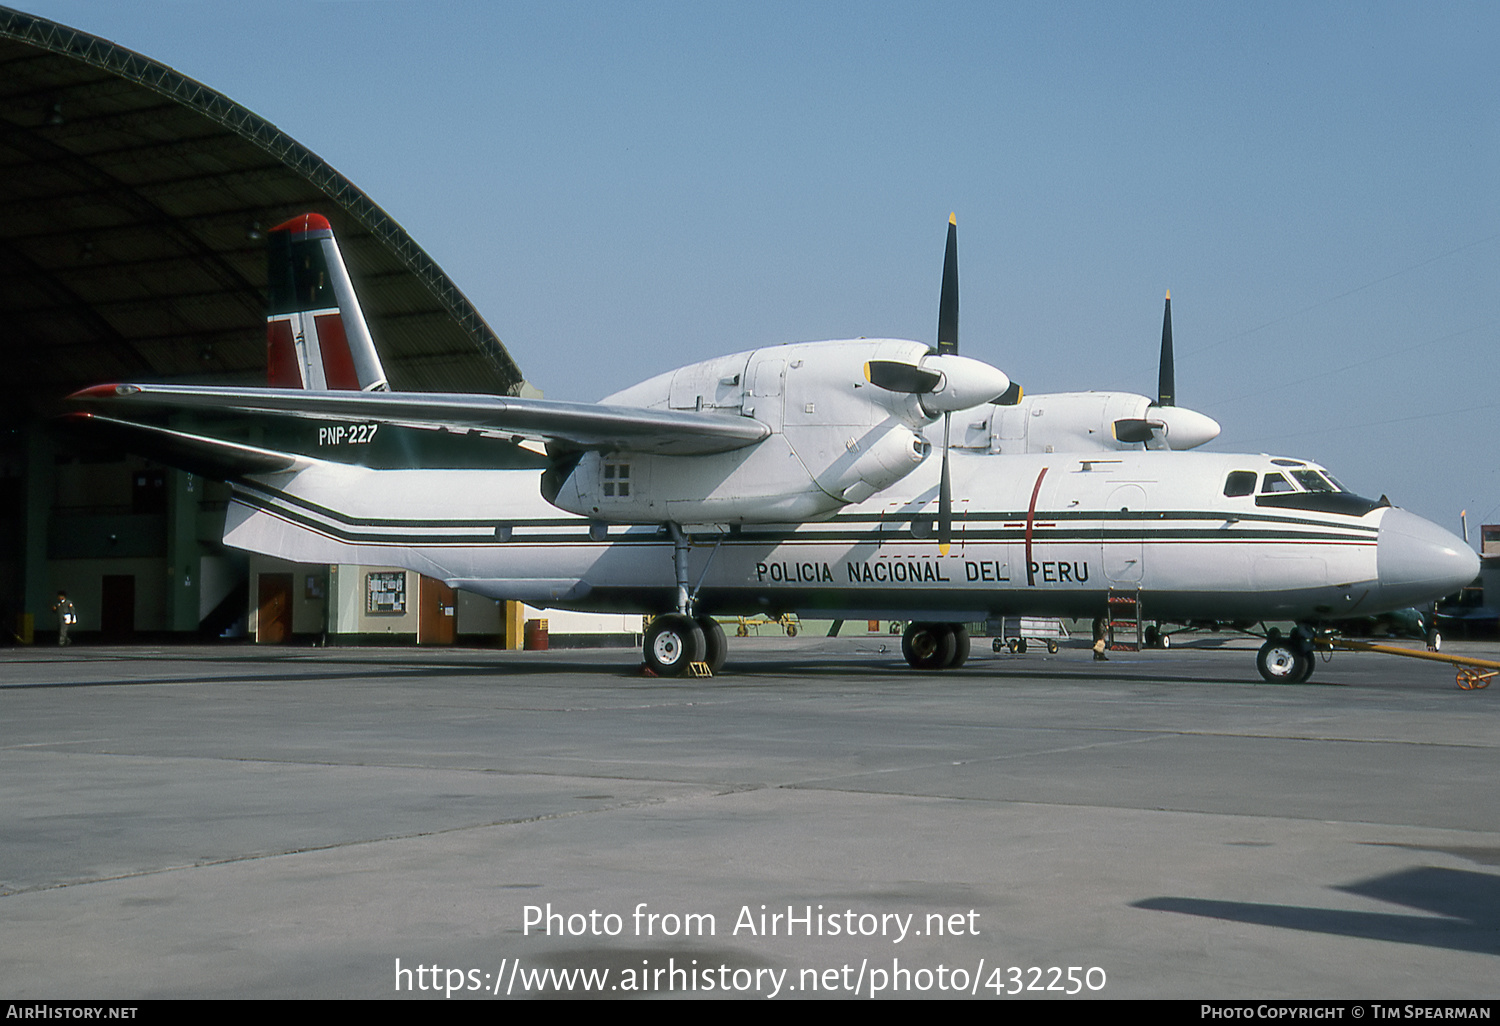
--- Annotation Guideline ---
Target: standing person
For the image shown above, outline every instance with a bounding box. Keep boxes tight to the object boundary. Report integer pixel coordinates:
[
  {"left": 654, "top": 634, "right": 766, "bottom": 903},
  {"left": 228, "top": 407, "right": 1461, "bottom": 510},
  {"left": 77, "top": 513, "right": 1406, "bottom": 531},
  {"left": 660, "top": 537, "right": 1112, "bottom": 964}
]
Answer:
[
  {"left": 52, "top": 591, "right": 76, "bottom": 646},
  {"left": 1092, "top": 615, "right": 1108, "bottom": 662}
]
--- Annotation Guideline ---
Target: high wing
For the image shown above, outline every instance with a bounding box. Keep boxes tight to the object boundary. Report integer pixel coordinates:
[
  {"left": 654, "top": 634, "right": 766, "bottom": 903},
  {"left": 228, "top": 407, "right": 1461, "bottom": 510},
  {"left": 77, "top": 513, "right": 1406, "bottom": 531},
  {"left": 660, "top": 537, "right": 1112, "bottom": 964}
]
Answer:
[{"left": 69, "top": 383, "right": 771, "bottom": 457}]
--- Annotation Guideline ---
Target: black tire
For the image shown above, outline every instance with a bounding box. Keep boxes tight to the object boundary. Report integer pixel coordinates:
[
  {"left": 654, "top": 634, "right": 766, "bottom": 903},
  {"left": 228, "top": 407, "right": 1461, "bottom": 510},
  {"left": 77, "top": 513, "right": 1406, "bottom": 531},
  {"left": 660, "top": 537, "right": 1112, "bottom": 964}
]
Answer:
[
  {"left": 1046, "top": 640, "right": 1059, "bottom": 654},
  {"left": 1144, "top": 625, "right": 1159, "bottom": 649},
  {"left": 1015, "top": 637, "right": 1028, "bottom": 655},
  {"left": 902, "top": 622, "right": 956, "bottom": 670},
  {"left": 1256, "top": 639, "right": 1308, "bottom": 683},
  {"left": 696, "top": 616, "right": 727, "bottom": 674},
  {"left": 948, "top": 624, "right": 970, "bottom": 668},
  {"left": 644, "top": 614, "right": 706, "bottom": 677},
  {"left": 992, "top": 637, "right": 1004, "bottom": 653}
]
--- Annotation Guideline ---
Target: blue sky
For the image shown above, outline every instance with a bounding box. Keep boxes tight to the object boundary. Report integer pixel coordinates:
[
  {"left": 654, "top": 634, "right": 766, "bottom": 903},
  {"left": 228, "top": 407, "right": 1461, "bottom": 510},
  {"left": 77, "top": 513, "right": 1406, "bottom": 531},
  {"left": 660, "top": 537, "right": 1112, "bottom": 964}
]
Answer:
[{"left": 17, "top": 1, "right": 1500, "bottom": 529}]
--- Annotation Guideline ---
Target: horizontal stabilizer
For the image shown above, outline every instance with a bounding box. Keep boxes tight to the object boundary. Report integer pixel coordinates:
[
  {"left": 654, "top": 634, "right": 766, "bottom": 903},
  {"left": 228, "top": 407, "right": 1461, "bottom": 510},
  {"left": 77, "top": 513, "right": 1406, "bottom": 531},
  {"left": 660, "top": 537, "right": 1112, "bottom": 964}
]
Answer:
[
  {"left": 69, "top": 384, "right": 771, "bottom": 457},
  {"left": 60, "top": 412, "right": 306, "bottom": 479}
]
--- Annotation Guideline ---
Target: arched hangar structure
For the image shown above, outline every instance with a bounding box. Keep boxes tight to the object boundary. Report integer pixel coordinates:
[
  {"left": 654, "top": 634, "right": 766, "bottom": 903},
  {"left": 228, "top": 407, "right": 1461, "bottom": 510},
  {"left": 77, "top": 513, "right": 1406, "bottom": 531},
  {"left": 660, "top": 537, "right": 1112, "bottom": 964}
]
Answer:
[{"left": 0, "top": 7, "right": 527, "bottom": 643}]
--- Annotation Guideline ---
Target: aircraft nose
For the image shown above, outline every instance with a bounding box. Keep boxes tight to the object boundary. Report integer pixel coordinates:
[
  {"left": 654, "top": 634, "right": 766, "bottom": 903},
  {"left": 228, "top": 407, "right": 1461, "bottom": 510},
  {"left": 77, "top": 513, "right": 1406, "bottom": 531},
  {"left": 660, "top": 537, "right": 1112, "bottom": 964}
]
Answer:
[{"left": 1375, "top": 508, "right": 1478, "bottom": 607}]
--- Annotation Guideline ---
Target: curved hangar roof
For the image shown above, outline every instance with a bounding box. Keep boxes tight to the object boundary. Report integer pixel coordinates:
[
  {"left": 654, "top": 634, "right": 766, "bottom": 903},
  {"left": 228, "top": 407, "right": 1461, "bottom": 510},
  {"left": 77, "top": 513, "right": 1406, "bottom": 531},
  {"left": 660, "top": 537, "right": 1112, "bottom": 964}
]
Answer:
[{"left": 0, "top": 6, "right": 523, "bottom": 409}]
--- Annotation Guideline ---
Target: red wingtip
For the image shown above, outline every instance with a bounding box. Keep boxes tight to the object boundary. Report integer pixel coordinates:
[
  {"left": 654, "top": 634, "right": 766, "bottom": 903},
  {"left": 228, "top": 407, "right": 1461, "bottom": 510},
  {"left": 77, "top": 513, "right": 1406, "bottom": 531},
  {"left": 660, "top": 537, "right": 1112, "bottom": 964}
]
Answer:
[
  {"left": 269, "top": 213, "right": 332, "bottom": 236},
  {"left": 67, "top": 383, "right": 140, "bottom": 400}
]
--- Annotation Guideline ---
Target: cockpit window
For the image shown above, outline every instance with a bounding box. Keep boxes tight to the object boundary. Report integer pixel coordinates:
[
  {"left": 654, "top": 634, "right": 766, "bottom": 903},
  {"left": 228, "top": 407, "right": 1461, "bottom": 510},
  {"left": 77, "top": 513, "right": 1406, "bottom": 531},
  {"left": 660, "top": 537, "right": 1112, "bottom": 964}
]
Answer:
[
  {"left": 1291, "top": 469, "right": 1339, "bottom": 493},
  {"left": 1224, "top": 471, "right": 1257, "bottom": 497},
  {"left": 1254, "top": 466, "right": 1386, "bottom": 517}
]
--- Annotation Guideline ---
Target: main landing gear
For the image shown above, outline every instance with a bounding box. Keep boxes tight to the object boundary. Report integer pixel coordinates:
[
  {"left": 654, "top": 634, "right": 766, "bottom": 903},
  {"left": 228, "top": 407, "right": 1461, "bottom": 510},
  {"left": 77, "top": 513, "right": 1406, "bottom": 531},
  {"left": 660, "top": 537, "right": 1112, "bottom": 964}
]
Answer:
[
  {"left": 643, "top": 613, "right": 727, "bottom": 677},
  {"left": 642, "top": 523, "right": 728, "bottom": 677},
  {"left": 1256, "top": 626, "right": 1316, "bottom": 683},
  {"left": 901, "top": 622, "right": 970, "bottom": 670}
]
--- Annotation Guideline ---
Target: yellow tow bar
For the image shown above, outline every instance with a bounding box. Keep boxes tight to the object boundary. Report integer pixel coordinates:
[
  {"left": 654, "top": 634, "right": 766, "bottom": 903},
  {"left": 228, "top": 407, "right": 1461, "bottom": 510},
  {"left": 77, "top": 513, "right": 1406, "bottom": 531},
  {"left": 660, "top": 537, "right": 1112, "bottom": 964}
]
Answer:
[{"left": 1315, "top": 638, "right": 1497, "bottom": 690}]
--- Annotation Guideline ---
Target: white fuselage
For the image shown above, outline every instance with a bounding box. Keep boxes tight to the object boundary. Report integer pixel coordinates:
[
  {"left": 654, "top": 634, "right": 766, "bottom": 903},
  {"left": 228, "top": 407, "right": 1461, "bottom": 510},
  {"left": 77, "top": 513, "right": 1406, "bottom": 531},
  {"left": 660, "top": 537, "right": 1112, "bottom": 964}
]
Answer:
[{"left": 223, "top": 448, "right": 1472, "bottom": 625}]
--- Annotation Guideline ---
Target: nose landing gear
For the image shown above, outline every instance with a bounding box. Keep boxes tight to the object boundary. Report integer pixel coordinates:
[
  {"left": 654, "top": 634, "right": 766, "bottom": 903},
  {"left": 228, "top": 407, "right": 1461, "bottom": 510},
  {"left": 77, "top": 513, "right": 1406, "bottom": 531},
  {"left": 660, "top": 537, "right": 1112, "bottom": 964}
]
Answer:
[{"left": 1256, "top": 626, "right": 1316, "bottom": 683}]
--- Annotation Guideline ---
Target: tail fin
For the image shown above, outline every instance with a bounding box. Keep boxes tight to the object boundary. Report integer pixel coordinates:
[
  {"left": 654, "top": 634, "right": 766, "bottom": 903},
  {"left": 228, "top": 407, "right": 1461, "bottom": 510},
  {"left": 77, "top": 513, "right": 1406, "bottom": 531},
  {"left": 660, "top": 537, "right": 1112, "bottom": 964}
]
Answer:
[{"left": 265, "top": 213, "right": 389, "bottom": 391}]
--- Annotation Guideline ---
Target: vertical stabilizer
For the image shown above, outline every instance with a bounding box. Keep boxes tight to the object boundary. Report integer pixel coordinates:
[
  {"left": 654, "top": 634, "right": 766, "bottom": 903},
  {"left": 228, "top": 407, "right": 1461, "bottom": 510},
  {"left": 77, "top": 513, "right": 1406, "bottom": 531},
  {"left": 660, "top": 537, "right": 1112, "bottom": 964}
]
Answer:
[{"left": 265, "top": 213, "right": 389, "bottom": 391}]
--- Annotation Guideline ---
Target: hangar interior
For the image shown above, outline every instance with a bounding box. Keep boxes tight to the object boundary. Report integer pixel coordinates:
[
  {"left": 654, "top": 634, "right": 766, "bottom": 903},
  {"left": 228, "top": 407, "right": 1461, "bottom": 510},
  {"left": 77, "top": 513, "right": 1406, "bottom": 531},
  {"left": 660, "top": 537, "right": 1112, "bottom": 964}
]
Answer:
[{"left": 0, "top": 7, "right": 615, "bottom": 647}]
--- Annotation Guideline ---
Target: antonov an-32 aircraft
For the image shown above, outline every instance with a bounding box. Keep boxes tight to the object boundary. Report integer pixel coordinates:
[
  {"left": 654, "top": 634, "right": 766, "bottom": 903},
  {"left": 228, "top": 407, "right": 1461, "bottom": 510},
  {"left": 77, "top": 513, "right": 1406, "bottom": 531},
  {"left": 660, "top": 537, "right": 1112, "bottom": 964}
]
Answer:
[{"left": 69, "top": 214, "right": 1478, "bottom": 682}]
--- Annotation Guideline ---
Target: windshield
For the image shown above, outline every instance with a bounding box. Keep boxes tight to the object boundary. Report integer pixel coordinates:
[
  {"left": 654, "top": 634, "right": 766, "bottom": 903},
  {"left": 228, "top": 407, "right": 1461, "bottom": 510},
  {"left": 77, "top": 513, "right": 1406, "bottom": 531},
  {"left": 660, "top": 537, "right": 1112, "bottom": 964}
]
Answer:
[
  {"left": 1254, "top": 465, "right": 1385, "bottom": 517},
  {"left": 1290, "top": 469, "right": 1340, "bottom": 493}
]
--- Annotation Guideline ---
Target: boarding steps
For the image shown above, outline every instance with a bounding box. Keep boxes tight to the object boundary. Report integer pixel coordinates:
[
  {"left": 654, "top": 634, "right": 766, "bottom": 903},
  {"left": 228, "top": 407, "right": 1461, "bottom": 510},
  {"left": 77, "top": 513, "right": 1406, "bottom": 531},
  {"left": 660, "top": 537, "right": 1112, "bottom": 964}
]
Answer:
[{"left": 1106, "top": 589, "right": 1143, "bottom": 652}]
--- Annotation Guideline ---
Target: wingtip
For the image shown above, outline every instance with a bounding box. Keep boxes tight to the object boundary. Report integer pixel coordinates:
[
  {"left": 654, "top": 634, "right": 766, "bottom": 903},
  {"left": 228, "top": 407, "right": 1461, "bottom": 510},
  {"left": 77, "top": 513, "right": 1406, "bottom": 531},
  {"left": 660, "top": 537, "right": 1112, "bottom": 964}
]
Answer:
[{"left": 67, "top": 383, "right": 139, "bottom": 400}]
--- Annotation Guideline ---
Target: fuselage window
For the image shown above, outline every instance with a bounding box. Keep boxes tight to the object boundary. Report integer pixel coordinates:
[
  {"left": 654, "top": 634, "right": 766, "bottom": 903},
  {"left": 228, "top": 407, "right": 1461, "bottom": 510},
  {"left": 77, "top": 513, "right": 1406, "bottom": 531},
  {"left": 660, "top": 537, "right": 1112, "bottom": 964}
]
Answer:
[
  {"left": 602, "top": 461, "right": 631, "bottom": 497},
  {"left": 1260, "top": 472, "right": 1295, "bottom": 494},
  {"left": 1224, "top": 471, "right": 1257, "bottom": 497}
]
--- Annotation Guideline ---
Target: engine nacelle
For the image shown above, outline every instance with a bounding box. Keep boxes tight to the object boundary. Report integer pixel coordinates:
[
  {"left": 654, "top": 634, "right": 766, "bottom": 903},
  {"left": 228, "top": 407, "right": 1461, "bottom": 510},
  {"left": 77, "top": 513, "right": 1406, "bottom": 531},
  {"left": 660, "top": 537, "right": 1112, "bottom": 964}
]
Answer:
[
  {"left": 551, "top": 419, "right": 930, "bottom": 524},
  {"left": 951, "top": 390, "right": 1220, "bottom": 454},
  {"left": 549, "top": 338, "right": 1001, "bottom": 523}
]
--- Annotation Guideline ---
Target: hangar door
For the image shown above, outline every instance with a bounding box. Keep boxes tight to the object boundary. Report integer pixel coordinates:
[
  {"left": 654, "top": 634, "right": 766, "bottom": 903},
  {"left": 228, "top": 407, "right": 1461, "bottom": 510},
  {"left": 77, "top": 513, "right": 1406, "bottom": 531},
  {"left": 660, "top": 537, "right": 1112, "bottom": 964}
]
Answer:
[{"left": 418, "top": 577, "right": 455, "bottom": 645}]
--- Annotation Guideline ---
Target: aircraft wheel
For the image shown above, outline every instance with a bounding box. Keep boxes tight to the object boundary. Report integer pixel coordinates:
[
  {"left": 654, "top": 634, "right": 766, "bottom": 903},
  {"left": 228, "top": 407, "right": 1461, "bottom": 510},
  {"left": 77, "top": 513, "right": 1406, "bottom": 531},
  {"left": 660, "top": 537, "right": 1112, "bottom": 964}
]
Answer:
[
  {"left": 902, "top": 622, "right": 956, "bottom": 670},
  {"left": 645, "top": 614, "right": 706, "bottom": 677},
  {"left": 696, "top": 616, "right": 727, "bottom": 674},
  {"left": 1256, "top": 639, "right": 1308, "bottom": 683},
  {"left": 949, "top": 624, "right": 970, "bottom": 668},
  {"left": 1159, "top": 633, "right": 1171, "bottom": 650},
  {"left": 1428, "top": 630, "right": 1442, "bottom": 652}
]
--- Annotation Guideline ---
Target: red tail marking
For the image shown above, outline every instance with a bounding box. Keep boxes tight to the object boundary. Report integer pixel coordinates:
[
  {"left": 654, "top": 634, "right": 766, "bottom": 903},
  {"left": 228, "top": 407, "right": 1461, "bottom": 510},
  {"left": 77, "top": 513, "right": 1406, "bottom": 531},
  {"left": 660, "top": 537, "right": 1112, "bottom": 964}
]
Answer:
[
  {"left": 313, "top": 313, "right": 360, "bottom": 390},
  {"left": 270, "top": 212, "right": 332, "bottom": 236},
  {"left": 266, "top": 320, "right": 302, "bottom": 388}
]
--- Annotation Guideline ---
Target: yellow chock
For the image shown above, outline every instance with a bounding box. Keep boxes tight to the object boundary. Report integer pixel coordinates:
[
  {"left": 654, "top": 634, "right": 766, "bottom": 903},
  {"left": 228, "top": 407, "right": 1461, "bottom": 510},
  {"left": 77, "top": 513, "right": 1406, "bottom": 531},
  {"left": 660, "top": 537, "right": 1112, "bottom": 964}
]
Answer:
[{"left": 689, "top": 661, "right": 714, "bottom": 678}]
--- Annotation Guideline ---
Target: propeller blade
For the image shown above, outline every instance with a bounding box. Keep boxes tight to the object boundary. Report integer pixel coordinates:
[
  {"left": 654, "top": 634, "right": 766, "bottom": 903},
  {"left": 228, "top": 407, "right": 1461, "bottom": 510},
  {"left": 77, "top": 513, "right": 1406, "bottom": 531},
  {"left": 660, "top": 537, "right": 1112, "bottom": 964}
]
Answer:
[
  {"left": 1158, "top": 290, "right": 1175, "bottom": 407},
  {"left": 865, "top": 360, "right": 943, "bottom": 394},
  {"left": 1113, "top": 419, "right": 1158, "bottom": 444},
  {"left": 938, "top": 412, "right": 952, "bottom": 555},
  {"left": 992, "top": 381, "right": 1023, "bottom": 406},
  {"left": 937, "top": 213, "right": 958, "bottom": 355}
]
